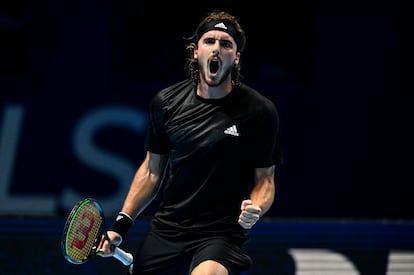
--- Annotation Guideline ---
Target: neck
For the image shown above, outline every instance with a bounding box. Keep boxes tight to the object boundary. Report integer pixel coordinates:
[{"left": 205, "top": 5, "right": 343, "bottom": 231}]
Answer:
[{"left": 197, "top": 80, "right": 233, "bottom": 99}]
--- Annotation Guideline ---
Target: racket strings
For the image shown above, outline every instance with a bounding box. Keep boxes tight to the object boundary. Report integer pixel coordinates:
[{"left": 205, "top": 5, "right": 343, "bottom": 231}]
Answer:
[{"left": 66, "top": 202, "right": 103, "bottom": 262}]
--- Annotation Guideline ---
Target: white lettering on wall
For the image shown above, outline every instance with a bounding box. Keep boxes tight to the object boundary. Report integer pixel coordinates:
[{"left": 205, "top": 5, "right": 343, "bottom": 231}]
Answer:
[
  {"left": 61, "top": 105, "right": 146, "bottom": 215},
  {"left": 0, "top": 104, "right": 55, "bottom": 213},
  {"left": 387, "top": 250, "right": 414, "bottom": 274},
  {"left": 289, "top": 248, "right": 359, "bottom": 274}
]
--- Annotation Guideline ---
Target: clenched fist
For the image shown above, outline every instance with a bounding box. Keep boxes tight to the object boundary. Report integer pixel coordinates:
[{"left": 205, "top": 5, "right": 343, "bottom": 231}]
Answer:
[{"left": 238, "top": 199, "right": 262, "bottom": 229}]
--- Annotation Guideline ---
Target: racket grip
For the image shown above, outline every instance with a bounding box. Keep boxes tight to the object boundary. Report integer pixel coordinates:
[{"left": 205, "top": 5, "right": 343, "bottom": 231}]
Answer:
[{"left": 114, "top": 247, "right": 133, "bottom": 266}]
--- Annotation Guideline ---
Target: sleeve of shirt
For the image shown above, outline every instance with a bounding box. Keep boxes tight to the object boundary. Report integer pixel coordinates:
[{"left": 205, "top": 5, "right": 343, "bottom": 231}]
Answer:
[
  {"left": 254, "top": 99, "right": 283, "bottom": 167},
  {"left": 144, "top": 94, "right": 170, "bottom": 154}
]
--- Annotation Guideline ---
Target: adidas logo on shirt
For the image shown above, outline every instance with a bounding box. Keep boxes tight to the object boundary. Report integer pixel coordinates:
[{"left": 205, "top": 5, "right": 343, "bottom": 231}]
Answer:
[{"left": 224, "top": 125, "right": 239, "bottom": 137}]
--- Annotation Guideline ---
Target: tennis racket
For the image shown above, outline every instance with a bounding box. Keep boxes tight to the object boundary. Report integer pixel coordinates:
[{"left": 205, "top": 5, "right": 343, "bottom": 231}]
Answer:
[{"left": 61, "top": 197, "right": 134, "bottom": 266}]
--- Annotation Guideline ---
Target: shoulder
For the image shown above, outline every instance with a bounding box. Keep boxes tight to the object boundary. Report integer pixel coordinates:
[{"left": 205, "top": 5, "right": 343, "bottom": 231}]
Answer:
[
  {"left": 237, "top": 82, "right": 277, "bottom": 112},
  {"left": 237, "top": 83, "right": 281, "bottom": 132},
  {"left": 155, "top": 79, "right": 194, "bottom": 101},
  {"left": 149, "top": 79, "right": 194, "bottom": 113}
]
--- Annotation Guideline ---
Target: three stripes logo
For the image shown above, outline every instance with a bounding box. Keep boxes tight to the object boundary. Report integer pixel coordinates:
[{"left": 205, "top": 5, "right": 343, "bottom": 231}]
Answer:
[
  {"left": 224, "top": 125, "right": 239, "bottom": 137},
  {"left": 214, "top": 22, "right": 228, "bottom": 30}
]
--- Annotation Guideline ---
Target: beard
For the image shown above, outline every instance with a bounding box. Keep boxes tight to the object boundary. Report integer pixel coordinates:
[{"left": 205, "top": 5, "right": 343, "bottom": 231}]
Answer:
[{"left": 199, "top": 62, "right": 233, "bottom": 87}]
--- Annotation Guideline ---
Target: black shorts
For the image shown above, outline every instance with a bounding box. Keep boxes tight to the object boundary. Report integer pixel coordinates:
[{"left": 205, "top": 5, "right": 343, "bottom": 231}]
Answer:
[{"left": 129, "top": 230, "right": 252, "bottom": 275}]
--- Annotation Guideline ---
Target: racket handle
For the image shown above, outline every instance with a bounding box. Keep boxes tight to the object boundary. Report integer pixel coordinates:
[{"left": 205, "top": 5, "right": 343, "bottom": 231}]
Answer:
[{"left": 114, "top": 247, "right": 134, "bottom": 266}]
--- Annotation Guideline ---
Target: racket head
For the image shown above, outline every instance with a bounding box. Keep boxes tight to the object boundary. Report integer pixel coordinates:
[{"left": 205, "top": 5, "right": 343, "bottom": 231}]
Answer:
[{"left": 61, "top": 198, "right": 105, "bottom": 264}]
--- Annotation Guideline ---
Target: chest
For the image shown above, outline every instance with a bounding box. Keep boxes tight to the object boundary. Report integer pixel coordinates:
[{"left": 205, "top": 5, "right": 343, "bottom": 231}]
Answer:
[{"left": 164, "top": 101, "right": 255, "bottom": 156}]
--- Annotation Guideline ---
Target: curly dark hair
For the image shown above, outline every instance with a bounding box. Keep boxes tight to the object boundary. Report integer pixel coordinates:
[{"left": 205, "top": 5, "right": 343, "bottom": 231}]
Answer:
[{"left": 184, "top": 10, "right": 246, "bottom": 87}]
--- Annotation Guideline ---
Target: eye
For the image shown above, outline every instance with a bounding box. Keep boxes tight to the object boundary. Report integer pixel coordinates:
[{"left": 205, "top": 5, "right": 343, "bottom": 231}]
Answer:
[
  {"left": 204, "top": 38, "right": 216, "bottom": 44},
  {"left": 220, "top": 40, "right": 233, "bottom": 49}
]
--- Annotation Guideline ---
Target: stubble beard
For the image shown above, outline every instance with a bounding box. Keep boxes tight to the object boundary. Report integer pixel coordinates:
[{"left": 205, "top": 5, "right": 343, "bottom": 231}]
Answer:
[{"left": 199, "top": 65, "right": 233, "bottom": 87}]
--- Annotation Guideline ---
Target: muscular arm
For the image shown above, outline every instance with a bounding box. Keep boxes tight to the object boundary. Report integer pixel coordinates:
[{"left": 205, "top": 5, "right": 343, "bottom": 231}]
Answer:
[
  {"left": 121, "top": 151, "right": 168, "bottom": 219},
  {"left": 238, "top": 165, "right": 276, "bottom": 229},
  {"left": 250, "top": 166, "right": 276, "bottom": 215},
  {"left": 98, "top": 151, "right": 167, "bottom": 255}
]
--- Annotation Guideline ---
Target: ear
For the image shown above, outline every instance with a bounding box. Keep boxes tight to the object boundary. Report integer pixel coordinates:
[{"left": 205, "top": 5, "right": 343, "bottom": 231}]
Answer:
[
  {"left": 234, "top": 52, "right": 241, "bottom": 65},
  {"left": 194, "top": 48, "right": 198, "bottom": 59}
]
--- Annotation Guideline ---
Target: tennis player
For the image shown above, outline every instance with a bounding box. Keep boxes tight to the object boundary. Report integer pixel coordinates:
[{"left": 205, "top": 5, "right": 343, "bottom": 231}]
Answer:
[{"left": 99, "top": 10, "right": 283, "bottom": 275}]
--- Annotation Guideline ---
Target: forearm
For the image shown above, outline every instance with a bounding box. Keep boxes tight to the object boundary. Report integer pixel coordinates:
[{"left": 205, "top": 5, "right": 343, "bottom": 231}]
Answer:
[
  {"left": 250, "top": 166, "right": 275, "bottom": 216},
  {"left": 106, "top": 153, "right": 163, "bottom": 243},
  {"left": 121, "top": 167, "right": 161, "bottom": 219},
  {"left": 121, "top": 152, "right": 165, "bottom": 219}
]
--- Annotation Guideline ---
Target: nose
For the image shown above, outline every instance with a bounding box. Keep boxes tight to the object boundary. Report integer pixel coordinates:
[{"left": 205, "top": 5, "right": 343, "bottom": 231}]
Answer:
[{"left": 212, "top": 49, "right": 219, "bottom": 56}]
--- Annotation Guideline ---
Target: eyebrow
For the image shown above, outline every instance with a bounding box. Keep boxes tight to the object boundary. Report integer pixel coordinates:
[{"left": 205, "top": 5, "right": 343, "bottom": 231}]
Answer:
[{"left": 203, "top": 37, "right": 233, "bottom": 44}]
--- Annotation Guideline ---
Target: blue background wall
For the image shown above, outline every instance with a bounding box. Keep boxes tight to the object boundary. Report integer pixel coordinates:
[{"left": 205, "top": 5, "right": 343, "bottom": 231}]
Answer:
[
  {"left": 0, "top": 0, "right": 413, "bottom": 273},
  {"left": 1, "top": 218, "right": 413, "bottom": 274}
]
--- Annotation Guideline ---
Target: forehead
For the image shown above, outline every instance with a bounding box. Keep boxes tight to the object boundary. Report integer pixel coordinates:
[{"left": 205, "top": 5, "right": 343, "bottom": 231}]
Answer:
[{"left": 199, "top": 30, "right": 236, "bottom": 43}]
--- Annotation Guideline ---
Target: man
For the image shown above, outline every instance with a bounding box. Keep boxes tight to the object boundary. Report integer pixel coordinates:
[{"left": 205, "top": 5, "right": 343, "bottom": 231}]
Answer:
[{"left": 99, "top": 10, "right": 283, "bottom": 275}]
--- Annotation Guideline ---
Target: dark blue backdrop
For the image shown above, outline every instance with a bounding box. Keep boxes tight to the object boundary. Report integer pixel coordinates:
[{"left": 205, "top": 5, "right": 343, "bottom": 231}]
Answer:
[
  {"left": 1, "top": 1, "right": 413, "bottom": 274},
  {"left": 0, "top": 0, "right": 412, "bottom": 219}
]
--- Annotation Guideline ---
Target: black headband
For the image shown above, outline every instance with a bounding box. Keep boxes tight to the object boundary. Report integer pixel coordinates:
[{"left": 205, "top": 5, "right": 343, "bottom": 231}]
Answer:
[{"left": 196, "top": 20, "right": 241, "bottom": 50}]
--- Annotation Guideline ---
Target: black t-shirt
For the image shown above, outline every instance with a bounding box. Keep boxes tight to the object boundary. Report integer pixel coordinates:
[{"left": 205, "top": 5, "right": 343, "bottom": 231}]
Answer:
[{"left": 145, "top": 79, "right": 282, "bottom": 236}]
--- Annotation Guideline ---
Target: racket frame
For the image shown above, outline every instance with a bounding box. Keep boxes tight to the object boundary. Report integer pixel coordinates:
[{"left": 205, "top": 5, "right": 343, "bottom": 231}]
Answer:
[{"left": 61, "top": 198, "right": 133, "bottom": 266}]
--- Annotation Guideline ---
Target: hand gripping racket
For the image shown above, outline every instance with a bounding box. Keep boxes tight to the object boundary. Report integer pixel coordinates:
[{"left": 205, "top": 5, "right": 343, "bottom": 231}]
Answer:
[{"left": 61, "top": 198, "right": 134, "bottom": 266}]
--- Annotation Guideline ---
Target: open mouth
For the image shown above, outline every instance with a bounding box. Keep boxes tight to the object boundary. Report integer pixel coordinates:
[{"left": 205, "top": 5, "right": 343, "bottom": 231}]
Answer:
[{"left": 209, "top": 59, "right": 220, "bottom": 74}]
